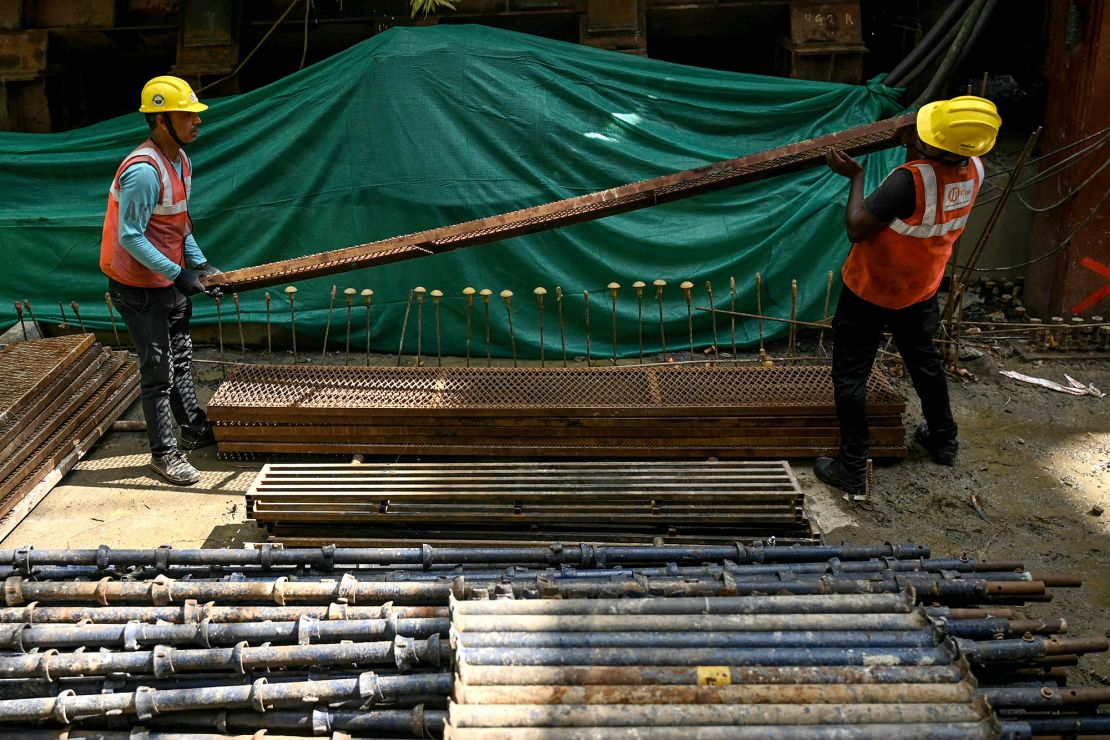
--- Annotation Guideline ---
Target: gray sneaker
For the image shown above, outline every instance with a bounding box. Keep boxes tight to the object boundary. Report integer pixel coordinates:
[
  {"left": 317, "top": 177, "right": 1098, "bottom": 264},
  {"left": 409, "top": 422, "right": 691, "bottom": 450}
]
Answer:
[{"left": 150, "top": 452, "right": 201, "bottom": 486}]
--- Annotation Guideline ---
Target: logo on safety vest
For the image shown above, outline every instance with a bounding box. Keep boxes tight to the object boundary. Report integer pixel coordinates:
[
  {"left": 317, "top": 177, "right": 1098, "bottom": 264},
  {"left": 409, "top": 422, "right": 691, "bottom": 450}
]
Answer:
[{"left": 943, "top": 180, "right": 974, "bottom": 211}]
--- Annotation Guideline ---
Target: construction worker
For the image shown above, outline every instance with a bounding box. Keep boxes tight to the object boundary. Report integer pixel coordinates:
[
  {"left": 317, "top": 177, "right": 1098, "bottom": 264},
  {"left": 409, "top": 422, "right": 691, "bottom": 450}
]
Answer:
[
  {"left": 815, "top": 96, "right": 1002, "bottom": 495},
  {"left": 100, "top": 75, "right": 219, "bottom": 486}
]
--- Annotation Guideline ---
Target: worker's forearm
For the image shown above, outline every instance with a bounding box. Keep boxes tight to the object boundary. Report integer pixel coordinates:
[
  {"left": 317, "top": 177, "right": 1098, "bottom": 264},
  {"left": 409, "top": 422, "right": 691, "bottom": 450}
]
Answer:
[{"left": 843, "top": 172, "right": 873, "bottom": 243}]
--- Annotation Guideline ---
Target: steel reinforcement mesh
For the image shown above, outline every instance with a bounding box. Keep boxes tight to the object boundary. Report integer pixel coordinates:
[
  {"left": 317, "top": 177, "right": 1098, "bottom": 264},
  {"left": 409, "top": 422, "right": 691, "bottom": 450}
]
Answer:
[
  {"left": 0, "top": 334, "right": 95, "bottom": 418},
  {"left": 208, "top": 364, "right": 905, "bottom": 417}
]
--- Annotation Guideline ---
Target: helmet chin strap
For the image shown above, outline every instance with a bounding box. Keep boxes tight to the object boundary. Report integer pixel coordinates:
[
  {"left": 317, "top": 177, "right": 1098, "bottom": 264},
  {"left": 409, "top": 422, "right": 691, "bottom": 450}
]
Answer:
[{"left": 161, "top": 113, "right": 188, "bottom": 149}]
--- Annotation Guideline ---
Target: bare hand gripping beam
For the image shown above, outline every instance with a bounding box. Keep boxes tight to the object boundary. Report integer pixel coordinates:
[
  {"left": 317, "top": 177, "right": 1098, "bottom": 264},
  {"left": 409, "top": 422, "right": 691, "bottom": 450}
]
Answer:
[{"left": 204, "top": 114, "right": 914, "bottom": 293}]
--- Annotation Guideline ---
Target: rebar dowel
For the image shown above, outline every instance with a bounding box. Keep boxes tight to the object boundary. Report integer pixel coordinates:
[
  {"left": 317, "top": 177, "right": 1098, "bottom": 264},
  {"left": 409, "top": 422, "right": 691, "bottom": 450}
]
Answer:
[
  {"left": 789, "top": 279, "right": 798, "bottom": 358},
  {"left": 633, "top": 281, "right": 646, "bottom": 364},
  {"left": 432, "top": 289, "right": 443, "bottom": 367},
  {"left": 608, "top": 282, "right": 620, "bottom": 366},
  {"left": 284, "top": 286, "right": 298, "bottom": 365},
  {"left": 362, "top": 289, "right": 373, "bottom": 367},
  {"left": 480, "top": 289, "right": 493, "bottom": 367},
  {"left": 321, "top": 284, "right": 337, "bottom": 359},
  {"left": 396, "top": 289, "right": 414, "bottom": 367},
  {"left": 680, "top": 281, "right": 695, "bottom": 357},
  {"left": 57, "top": 301, "right": 68, "bottom": 329},
  {"left": 654, "top": 279, "right": 667, "bottom": 357},
  {"left": 213, "top": 294, "right": 225, "bottom": 368},
  {"left": 104, "top": 293, "right": 121, "bottom": 346},
  {"left": 22, "top": 300, "right": 36, "bottom": 330},
  {"left": 463, "top": 287, "right": 476, "bottom": 368},
  {"left": 264, "top": 291, "right": 272, "bottom": 358},
  {"left": 556, "top": 286, "right": 567, "bottom": 367},
  {"left": 501, "top": 290, "right": 517, "bottom": 368},
  {"left": 755, "top": 273, "right": 764, "bottom": 352},
  {"left": 583, "top": 290, "right": 592, "bottom": 367},
  {"left": 343, "top": 288, "right": 356, "bottom": 366},
  {"left": 534, "top": 287, "right": 547, "bottom": 368},
  {"left": 819, "top": 271, "right": 833, "bottom": 355},
  {"left": 13, "top": 302, "right": 25, "bottom": 341},
  {"left": 413, "top": 286, "right": 426, "bottom": 367},
  {"left": 728, "top": 276, "right": 737, "bottom": 358},
  {"left": 706, "top": 281, "right": 718, "bottom": 362},
  {"left": 69, "top": 301, "right": 86, "bottom": 333}
]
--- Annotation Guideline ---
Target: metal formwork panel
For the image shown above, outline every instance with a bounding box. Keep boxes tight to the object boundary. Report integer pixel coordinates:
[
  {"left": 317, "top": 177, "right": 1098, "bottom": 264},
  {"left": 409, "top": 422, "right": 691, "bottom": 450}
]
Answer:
[
  {"left": 204, "top": 115, "right": 914, "bottom": 293},
  {"left": 0, "top": 334, "right": 95, "bottom": 423},
  {"left": 209, "top": 364, "right": 905, "bottom": 419}
]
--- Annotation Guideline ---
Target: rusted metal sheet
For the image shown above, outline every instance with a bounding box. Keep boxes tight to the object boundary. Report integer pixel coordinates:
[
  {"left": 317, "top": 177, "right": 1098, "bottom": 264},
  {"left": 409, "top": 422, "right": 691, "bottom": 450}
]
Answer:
[
  {"left": 25, "top": 0, "right": 115, "bottom": 28},
  {"left": 0, "top": 30, "right": 48, "bottom": 80},
  {"left": 204, "top": 115, "right": 913, "bottom": 293}
]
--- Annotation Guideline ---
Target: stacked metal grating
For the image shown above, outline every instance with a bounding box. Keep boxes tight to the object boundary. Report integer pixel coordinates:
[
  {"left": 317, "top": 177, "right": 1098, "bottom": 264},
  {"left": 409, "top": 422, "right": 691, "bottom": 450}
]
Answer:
[
  {"left": 246, "top": 461, "right": 815, "bottom": 546},
  {"left": 208, "top": 364, "right": 907, "bottom": 459},
  {"left": 0, "top": 544, "right": 1105, "bottom": 737},
  {"left": 0, "top": 335, "right": 139, "bottom": 538}
]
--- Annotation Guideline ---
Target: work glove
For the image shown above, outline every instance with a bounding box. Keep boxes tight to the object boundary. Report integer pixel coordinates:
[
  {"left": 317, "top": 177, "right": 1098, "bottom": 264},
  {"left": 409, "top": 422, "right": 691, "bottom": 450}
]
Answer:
[
  {"left": 173, "top": 268, "right": 206, "bottom": 297},
  {"left": 195, "top": 262, "right": 222, "bottom": 277}
]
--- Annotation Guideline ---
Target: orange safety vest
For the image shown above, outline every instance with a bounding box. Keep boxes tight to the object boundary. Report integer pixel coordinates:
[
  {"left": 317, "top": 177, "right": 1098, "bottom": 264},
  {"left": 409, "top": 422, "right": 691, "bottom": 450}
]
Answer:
[
  {"left": 100, "top": 139, "right": 192, "bottom": 289},
  {"left": 841, "top": 156, "right": 983, "bottom": 310}
]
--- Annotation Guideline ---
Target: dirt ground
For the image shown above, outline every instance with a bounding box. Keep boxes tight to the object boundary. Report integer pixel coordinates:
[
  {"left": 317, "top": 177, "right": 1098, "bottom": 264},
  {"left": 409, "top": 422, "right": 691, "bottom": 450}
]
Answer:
[{"left": 2, "top": 341, "right": 1107, "bottom": 684}]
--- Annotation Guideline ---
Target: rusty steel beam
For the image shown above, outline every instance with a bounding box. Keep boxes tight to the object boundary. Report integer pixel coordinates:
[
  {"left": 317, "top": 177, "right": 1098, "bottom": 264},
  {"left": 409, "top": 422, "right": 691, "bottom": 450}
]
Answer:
[{"left": 203, "top": 115, "right": 914, "bottom": 293}]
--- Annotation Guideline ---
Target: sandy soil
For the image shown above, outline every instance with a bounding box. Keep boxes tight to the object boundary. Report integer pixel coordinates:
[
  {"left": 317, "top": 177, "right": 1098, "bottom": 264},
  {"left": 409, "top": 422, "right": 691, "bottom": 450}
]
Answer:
[{"left": 2, "top": 342, "right": 1107, "bottom": 684}]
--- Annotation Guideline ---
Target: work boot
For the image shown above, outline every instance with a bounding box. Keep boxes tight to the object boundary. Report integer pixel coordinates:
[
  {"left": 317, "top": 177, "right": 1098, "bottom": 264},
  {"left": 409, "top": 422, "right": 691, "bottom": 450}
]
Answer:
[
  {"left": 150, "top": 451, "right": 201, "bottom": 486},
  {"left": 180, "top": 423, "right": 217, "bottom": 451},
  {"left": 813, "top": 456, "right": 867, "bottom": 496},
  {"left": 914, "top": 425, "right": 958, "bottom": 466}
]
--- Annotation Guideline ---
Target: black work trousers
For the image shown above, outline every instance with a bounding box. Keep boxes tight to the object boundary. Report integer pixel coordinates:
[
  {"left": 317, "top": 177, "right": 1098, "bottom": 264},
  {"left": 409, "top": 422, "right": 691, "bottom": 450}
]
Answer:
[
  {"left": 108, "top": 278, "right": 209, "bottom": 457},
  {"left": 831, "top": 286, "right": 956, "bottom": 471}
]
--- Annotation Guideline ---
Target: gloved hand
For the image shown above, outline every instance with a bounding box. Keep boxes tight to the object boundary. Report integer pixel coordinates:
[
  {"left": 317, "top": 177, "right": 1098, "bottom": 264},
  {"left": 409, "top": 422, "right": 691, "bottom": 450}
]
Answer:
[
  {"left": 173, "top": 268, "right": 206, "bottom": 296},
  {"left": 195, "top": 262, "right": 222, "bottom": 277}
]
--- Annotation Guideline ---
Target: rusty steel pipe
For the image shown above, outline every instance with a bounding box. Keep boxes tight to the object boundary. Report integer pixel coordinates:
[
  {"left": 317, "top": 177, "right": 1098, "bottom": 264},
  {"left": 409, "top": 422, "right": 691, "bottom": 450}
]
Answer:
[
  {"left": 0, "top": 543, "right": 932, "bottom": 569},
  {"left": 0, "top": 671, "right": 444, "bottom": 723},
  {"left": 0, "top": 635, "right": 447, "bottom": 680},
  {"left": 451, "top": 612, "right": 931, "bottom": 634},
  {"left": 0, "top": 602, "right": 446, "bottom": 624},
  {"left": 454, "top": 664, "right": 971, "bottom": 687},
  {"left": 452, "top": 629, "right": 942, "bottom": 650},
  {"left": 138, "top": 706, "right": 448, "bottom": 735},
  {"left": 445, "top": 700, "right": 989, "bottom": 727},
  {"left": 442, "top": 721, "right": 1003, "bottom": 739},
  {"left": 0, "top": 616, "right": 449, "bottom": 650},
  {"left": 453, "top": 681, "right": 977, "bottom": 706}
]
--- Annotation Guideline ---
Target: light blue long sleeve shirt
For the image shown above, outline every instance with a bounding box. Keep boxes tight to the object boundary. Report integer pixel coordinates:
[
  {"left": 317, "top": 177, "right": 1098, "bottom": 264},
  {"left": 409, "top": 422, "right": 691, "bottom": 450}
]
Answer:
[{"left": 117, "top": 159, "right": 207, "bottom": 281}]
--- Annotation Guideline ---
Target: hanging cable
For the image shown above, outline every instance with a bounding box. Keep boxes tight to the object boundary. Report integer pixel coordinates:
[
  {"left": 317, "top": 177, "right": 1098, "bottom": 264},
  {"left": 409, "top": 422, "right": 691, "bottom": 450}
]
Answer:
[
  {"left": 300, "top": 0, "right": 312, "bottom": 70},
  {"left": 972, "top": 135, "right": 1108, "bottom": 208},
  {"left": 957, "top": 183, "right": 1110, "bottom": 272},
  {"left": 198, "top": 0, "right": 306, "bottom": 94},
  {"left": 1015, "top": 155, "right": 1110, "bottom": 213},
  {"left": 983, "top": 126, "right": 1110, "bottom": 181}
]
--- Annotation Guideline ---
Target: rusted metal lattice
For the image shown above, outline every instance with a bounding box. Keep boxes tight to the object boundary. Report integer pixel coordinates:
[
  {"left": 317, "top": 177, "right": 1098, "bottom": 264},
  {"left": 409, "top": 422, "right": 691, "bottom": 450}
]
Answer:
[
  {"left": 210, "top": 364, "right": 906, "bottom": 459},
  {"left": 204, "top": 115, "right": 914, "bottom": 292},
  {"left": 0, "top": 336, "right": 139, "bottom": 533}
]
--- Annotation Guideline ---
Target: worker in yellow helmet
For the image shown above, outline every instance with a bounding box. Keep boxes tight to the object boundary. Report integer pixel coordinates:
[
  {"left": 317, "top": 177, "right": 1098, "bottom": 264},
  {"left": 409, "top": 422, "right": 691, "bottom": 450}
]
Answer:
[
  {"left": 815, "top": 96, "right": 1002, "bottom": 496},
  {"left": 100, "top": 76, "right": 221, "bottom": 486}
]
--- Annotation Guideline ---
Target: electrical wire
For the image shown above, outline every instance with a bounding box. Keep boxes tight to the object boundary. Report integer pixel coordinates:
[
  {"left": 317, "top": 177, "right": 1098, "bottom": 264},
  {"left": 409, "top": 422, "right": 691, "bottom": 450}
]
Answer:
[
  {"left": 982, "top": 125, "right": 1110, "bottom": 181},
  {"left": 957, "top": 182, "right": 1110, "bottom": 272},
  {"left": 972, "top": 135, "right": 1108, "bottom": 209},
  {"left": 197, "top": 0, "right": 307, "bottom": 94},
  {"left": 300, "top": 0, "right": 312, "bottom": 70},
  {"left": 1014, "top": 155, "right": 1110, "bottom": 213}
]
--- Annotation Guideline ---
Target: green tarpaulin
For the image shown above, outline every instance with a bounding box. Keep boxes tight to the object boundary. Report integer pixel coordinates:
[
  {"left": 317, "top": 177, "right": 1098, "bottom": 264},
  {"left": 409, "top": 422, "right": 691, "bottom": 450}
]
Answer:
[{"left": 0, "top": 24, "right": 903, "bottom": 358}]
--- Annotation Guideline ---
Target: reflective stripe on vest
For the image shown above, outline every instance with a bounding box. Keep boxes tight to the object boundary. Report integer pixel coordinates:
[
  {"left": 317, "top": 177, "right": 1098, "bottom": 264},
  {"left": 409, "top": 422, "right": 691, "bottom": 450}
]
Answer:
[
  {"left": 840, "top": 157, "right": 982, "bottom": 310},
  {"left": 107, "top": 147, "right": 191, "bottom": 215}
]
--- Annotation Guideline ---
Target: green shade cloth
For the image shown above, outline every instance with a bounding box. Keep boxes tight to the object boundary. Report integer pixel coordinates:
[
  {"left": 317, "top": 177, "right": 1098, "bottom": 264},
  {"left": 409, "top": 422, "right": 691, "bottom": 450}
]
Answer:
[{"left": 0, "top": 24, "right": 903, "bottom": 357}]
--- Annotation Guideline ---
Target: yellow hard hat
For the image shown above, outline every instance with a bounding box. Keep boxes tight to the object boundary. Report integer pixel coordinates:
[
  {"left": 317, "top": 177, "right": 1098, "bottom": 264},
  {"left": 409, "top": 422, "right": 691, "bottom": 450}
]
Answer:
[
  {"left": 139, "top": 76, "right": 208, "bottom": 114},
  {"left": 916, "top": 96, "right": 1001, "bottom": 157}
]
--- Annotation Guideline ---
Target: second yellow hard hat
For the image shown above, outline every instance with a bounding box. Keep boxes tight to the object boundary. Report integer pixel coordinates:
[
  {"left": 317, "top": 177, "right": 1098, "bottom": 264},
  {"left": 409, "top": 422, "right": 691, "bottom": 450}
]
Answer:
[{"left": 917, "top": 95, "right": 1001, "bottom": 157}]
